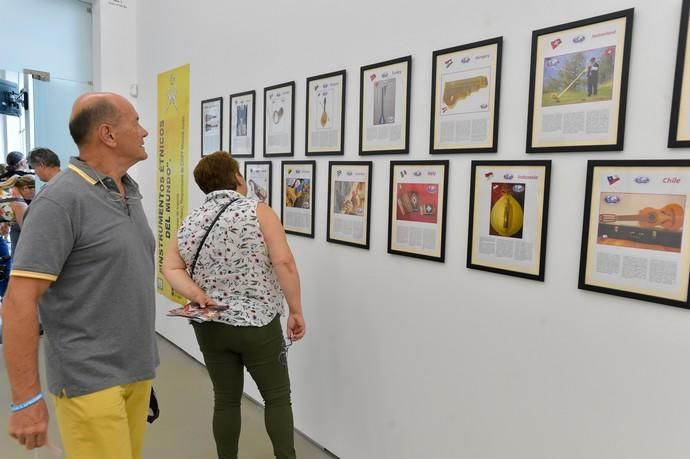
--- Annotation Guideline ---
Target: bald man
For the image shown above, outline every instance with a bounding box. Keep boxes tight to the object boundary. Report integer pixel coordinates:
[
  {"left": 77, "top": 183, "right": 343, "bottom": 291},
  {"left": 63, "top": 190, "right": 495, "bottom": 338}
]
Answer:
[{"left": 2, "top": 92, "right": 158, "bottom": 458}]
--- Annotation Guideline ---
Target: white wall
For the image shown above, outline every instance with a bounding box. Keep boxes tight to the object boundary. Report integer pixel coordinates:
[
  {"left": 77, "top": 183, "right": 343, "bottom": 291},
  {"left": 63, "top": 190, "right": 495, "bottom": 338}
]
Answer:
[
  {"left": 133, "top": 1, "right": 690, "bottom": 457},
  {"left": 92, "top": 0, "right": 141, "bottom": 179},
  {"left": 92, "top": 0, "right": 137, "bottom": 103}
]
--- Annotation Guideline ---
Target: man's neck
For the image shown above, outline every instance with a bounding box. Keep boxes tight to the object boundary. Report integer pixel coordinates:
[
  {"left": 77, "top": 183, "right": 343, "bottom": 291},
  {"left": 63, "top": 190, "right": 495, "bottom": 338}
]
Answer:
[
  {"left": 46, "top": 168, "right": 60, "bottom": 182},
  {"left": 77, "top": 155, "right": 131, "bottom": 186}
]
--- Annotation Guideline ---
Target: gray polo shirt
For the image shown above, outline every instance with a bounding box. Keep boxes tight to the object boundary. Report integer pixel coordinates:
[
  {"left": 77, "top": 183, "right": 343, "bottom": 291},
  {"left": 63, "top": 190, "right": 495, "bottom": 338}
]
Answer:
[{"left": 11, "top": 157, "right": 159, "bottom": 397}]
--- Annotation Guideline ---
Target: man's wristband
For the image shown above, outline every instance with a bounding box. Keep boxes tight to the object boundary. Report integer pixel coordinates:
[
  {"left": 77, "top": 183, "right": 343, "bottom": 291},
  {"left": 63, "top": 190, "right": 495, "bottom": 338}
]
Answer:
[{"left": 9, "top": 392, "right": 43, "bottom": 412}]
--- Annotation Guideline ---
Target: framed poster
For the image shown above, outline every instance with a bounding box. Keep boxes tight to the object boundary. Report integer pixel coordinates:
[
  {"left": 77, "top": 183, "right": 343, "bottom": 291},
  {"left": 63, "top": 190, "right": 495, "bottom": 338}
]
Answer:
[
  {"left": 327, "top": 161, "right": 372, "bottom": 249},
  {"left": 281, "top": 161, "right": 315, "bottom": 238},
  {"left": 359, "top": 56, "right": 411, "bottom": 155},
  {"left": 526, "top": 9, "right": 634, "bottom": 152},
  {"left": 306, "top": 70, "right": 346, "bottom": 156},
  {"left": 201, "top": 97, "right": 223, "bottom": 155},
  {"left": 579, "top": 160, "right": 690, "bottom": 309},
  {"left": 264, "top": 82, "right": 295, "bottom": 157},
  {"left": 467, "top": 160, "right": 551, "bottom": 281},
  {"left": 669, "top": 0, "right": 690, "bottom": 147},
  {"left": 388, "top": 160, "right": 449, "bottom": 262},
  {"left": 430, "top": 37, "right": 502, "bottom": 154},
  {"left": 229, "top": 90, "right": 255, "bottom": 157},
  {"left": 244, "top": 161, "right": 272, "bottom": 206}
]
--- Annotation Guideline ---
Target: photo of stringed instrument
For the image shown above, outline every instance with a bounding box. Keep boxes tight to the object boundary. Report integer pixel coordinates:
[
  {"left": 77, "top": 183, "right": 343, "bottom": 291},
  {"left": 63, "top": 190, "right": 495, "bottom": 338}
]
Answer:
[
  {"left": 599, "top": 203, "right": 685, "bottom": 231},
  {"left": 319, "top": 95, "right": 329, "bottom": 128}
]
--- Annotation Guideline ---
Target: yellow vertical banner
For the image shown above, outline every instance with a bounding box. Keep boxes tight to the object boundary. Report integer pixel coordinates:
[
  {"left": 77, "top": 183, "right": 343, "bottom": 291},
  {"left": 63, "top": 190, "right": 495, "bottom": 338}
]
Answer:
[{"left": 156, "top": 64, "right": 189, "bottom": 303}]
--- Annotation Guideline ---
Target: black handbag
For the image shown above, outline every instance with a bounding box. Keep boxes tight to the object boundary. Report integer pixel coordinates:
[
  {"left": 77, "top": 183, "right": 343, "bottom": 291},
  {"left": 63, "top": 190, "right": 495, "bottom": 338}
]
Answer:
[{"left": 147, "top": 387, "right": 160, "bottom": 424}]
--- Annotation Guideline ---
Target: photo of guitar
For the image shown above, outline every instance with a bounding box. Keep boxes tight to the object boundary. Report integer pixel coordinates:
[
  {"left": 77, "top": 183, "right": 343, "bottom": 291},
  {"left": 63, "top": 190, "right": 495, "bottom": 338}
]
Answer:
[
  {"left": 599, "top": 203, "right": 684, "bottom": 231},
  {"left": 597, "top": 195, "right": 687, "bottom": 252}
]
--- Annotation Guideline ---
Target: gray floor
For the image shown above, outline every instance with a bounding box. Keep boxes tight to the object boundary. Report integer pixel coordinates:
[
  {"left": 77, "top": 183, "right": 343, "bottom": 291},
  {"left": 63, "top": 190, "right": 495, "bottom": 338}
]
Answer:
[{"left": 0, "top": 334, "right": 333, "bottom": 459}]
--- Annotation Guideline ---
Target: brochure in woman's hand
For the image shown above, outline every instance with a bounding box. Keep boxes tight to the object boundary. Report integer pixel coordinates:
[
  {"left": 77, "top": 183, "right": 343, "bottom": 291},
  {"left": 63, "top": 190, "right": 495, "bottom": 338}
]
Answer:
[{"left": 166, "top": 303, "right": 228, "bottom": 323}]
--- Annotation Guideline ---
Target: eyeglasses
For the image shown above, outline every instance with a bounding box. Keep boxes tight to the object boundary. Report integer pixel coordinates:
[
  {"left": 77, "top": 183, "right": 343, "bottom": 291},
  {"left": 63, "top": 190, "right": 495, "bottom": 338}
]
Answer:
[
  {"left": 96, "top": 178, "right": 141, "bottom": 204},
  {"left": 79, "top": 161, "right": 141, "bottom": 204},
  {"left": 278, "top": 336, "right": 292, "bottom": 367}
]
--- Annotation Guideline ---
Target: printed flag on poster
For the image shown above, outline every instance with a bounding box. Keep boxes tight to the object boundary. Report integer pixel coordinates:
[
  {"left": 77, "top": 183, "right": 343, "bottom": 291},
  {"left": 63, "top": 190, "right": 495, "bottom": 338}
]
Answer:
[{"left": 157, "top": 64, "right": 189, "bottom": 303}]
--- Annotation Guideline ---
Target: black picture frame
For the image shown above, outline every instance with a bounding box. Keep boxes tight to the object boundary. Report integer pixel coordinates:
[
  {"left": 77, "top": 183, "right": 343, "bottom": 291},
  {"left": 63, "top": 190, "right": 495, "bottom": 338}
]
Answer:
[
  {"left": 326, "top": 161, "right": 373, "bottom": 249},
  {"left": 430, "top": 37, "right": 503, "bottom": 154},
  {"left": 281, "top": 160, "right": 316, "bottom": 238},
  {"left": 526, "top": 9, "right": 634, "bottom": 153},
  {"left": 306, "top": 70, "right": 346, "bottom": 156},
  {"left": 229, "top": 90, "right": 255, "bottom": 157},
  {"left": 359, "top": 56, "right": 412, "bottom": 155},
  {"left": 669, "top": 0, "right": 690, "bottom": 147},
  {"left": 264, "top": 81, "right": 295, "bottom": 157},
  {"left": 387, "top": 160, "right": 449, "bottom": 262},
  {"left": 467, "top": 160, "right": 552, "bottom": 281},
  {"left": 243, "top": 160, "right": 272, "bottom": 206},
  {"left": 201, "top": 96, "right": 223, "bottom": 156},
  {"left": 579, "top": 160, "right": 690, "bottom": 309}
]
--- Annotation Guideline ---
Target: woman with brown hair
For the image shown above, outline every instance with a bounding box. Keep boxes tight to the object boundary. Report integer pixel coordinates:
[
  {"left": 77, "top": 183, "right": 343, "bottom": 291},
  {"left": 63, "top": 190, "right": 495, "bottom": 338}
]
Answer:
[{"left": 162, "top": 151, "right": 305, "bottom": 459}]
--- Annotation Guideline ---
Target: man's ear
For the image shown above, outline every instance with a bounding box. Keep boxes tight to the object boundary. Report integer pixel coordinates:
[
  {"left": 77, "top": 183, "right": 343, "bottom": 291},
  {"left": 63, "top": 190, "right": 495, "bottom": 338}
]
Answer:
[{"left": 97, "top": 124, "right": 117, "bottom": 147}]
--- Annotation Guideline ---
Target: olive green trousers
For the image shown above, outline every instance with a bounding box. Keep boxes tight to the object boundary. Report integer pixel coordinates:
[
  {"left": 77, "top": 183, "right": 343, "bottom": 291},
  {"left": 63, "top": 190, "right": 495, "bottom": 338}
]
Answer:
[{"left": 193, "top": 315, "right": 295, "bottom": 459}]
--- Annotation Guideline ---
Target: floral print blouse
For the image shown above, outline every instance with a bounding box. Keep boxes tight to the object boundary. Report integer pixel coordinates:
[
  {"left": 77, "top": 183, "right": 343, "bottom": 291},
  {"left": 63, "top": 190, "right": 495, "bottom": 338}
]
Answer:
[
  {"left": 177, "top": 190, "right": 284, "bottom": 327},
  {"left": 0, "top": 189, "right": 20, "bottom": 224}
]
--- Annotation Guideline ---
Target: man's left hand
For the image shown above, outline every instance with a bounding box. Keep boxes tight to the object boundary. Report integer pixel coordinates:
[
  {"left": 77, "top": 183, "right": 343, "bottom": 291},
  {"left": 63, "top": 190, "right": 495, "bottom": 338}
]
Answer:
[{"left": 8, "top": 399, "right": 49, "bottom": 450}]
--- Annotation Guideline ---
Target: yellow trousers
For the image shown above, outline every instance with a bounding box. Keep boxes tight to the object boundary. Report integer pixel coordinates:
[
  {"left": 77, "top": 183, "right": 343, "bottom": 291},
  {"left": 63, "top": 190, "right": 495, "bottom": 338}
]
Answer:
[{"left": 52, "top": 380, "right": 153, "bottom": 459}]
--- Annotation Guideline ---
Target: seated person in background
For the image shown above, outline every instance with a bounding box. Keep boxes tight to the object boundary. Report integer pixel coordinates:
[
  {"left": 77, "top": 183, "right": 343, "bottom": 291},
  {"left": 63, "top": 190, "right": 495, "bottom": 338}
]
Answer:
[
  {"left": 0, "top": 152, "right": 32, "bottom": 181},
  {"left": 27, "top": 148, "right": 61, "bottom": 184}
]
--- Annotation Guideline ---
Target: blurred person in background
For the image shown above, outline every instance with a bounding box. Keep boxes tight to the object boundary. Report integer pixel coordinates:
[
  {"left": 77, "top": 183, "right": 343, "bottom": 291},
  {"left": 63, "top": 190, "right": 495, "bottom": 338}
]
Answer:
[
  {"left": 0, "top": 175, "right": 35, "bottom": 255},
  {"left": 28, "top": 148, "right": 61, "bottom": 184},
  {"left": 0, "top": 151, "right": 32, "bottom": 181}
]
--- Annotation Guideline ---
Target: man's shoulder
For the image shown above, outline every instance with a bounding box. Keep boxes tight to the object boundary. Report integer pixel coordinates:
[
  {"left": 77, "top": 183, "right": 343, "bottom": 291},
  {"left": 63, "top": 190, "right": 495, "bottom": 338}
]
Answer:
[
  {"left": 44, "top": 168, "right": 89, "bottom": 192},
  {"left": 33, "top": 170, "right": 90, "bottom": 207}
]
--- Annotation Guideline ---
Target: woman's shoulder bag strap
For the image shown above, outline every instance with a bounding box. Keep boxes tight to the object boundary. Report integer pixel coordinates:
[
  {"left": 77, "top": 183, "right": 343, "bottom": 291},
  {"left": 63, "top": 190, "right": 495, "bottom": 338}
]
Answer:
[{"left": 189, "top": 198, "right": 238, "bottom": 277}]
